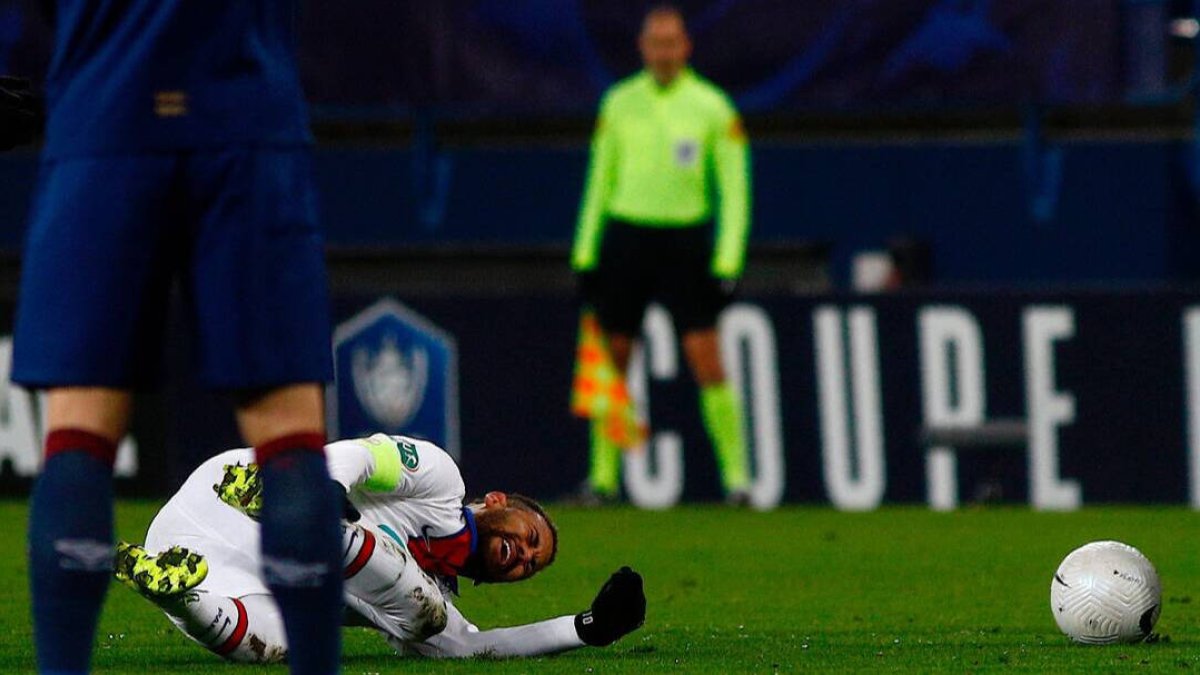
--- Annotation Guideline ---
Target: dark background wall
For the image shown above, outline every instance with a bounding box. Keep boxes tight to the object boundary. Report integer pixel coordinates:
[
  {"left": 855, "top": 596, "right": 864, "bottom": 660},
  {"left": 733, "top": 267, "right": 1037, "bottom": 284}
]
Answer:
[{"left": 4, "top": 137, "right": 1199, "bottom": 286}]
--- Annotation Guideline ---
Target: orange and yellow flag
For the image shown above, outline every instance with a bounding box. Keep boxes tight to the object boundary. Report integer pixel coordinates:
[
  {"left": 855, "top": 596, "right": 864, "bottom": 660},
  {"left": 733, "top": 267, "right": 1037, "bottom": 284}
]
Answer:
[{"left": 570, "top": 310, "right": 648, "bottom": 450}]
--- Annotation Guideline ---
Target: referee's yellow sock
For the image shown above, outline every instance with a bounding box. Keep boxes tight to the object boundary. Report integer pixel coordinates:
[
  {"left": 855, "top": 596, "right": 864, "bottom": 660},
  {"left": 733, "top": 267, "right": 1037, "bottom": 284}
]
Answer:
[
  {"left": 588, "top": 420, "right": 621, "bottom": 496},
  {"left": 700, "top": 382, "right": 750, "bottom": 493}
]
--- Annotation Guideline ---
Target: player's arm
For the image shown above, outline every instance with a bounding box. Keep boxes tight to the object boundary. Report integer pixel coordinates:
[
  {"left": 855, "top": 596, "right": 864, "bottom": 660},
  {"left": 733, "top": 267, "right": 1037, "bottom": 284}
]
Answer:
[
  {"left": 402, "top": 567, "right": 646, "bottom": 659},
  {"left": 571, "top": 92, "right": 619, "bottom": 275},
  {"left": 710, "top": 98, "right": 751, "bottom": 280},
  {"left": 216, "top": 434, "right": 460, "bottom": 520},
  {"left": 402, "top": 603, "right": 581, "bottom": 658},
  {"left": 0, "top": 76, "right": 43, "bottom": 151},
  {"left": 326, "top": 434, "right": 461, "bottom": 498},
  {"left": 323, "top": 436, "right": 388, "bottom": 492},
  {"left": 219, "top": 434, "right": 439, "bottom": 495}
]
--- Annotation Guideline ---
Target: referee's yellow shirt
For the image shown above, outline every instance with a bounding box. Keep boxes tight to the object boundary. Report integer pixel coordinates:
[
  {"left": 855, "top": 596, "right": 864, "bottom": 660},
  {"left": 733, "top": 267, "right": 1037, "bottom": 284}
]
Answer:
[{"left": 571, "top": 68, "right": 751, "bottom": 280}]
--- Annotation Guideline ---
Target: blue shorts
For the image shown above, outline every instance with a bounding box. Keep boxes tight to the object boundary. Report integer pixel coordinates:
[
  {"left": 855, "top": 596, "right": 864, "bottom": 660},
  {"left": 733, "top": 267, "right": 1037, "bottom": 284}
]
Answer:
[{"left": 11, "top": 147, "right": 333, "bottom": 390}]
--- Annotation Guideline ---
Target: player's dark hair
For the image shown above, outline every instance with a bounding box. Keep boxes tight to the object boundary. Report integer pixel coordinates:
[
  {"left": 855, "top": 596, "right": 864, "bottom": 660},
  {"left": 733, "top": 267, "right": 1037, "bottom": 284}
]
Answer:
[{"left": 507, "top": 493, "right": 559, "bottom": 567}]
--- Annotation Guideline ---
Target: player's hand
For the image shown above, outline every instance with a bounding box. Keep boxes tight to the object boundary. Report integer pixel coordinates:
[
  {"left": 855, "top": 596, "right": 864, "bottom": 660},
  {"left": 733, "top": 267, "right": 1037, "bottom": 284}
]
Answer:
[
  {"left": 213, "top": 462, "right": 263, "bottom": 519},
  {"left": 575, "top": 566, "right": 646, "bottom": 646},
  {"left": 0, "top": 76, "right": 44, "bottom": 151}
]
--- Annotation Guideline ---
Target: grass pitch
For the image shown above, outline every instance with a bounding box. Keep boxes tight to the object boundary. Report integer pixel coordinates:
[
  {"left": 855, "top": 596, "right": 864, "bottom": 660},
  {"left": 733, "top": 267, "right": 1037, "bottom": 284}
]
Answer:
[{"left": 0, "top": 502, "right": 1197, "bottom": 673}]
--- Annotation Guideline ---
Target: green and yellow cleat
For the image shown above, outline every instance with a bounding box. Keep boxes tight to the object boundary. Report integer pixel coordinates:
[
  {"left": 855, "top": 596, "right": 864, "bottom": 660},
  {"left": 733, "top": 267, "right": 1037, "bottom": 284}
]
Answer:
[
  {"left": 214, "top": 461, "right": 263, "bottom": 519},
  {"left": 115, "top": 542, "right": 208, "bottom": 599}
]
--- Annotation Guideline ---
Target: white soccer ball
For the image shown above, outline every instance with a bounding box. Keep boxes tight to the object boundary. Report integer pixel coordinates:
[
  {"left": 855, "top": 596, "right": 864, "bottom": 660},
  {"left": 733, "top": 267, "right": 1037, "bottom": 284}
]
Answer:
[{"left": 1050, "top": 540, "right": 1161, "bottom": 644}]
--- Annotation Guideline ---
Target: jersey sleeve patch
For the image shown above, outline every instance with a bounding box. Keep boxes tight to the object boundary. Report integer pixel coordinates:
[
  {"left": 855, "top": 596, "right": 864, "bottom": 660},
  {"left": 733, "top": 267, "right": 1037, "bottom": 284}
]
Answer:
[
  {"left": 398, "top": 438, "right": 421, "bottom": 472},
  {"left": 728, "top": 117, "right": 747, "bottom": 142}
]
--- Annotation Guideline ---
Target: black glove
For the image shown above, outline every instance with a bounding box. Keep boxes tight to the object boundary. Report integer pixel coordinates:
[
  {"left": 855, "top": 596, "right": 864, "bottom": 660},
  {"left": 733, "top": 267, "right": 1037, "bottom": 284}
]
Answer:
[
  {"left": 575, "top": 566, "right": 645, "bottom": 647},
  {"left": 0, "top": 76, "right": 44, "bottom": 151}
]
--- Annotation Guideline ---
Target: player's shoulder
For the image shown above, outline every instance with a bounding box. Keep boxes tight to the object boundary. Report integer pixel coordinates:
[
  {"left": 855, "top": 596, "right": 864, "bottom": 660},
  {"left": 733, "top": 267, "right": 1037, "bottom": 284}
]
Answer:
[
  {"left": 390, "top": 435, "right": 456, "bottom": 471},
  {"left": 384, "top": 434, "right": 463, "bottom": 489},
  {"left": 335, "top": 433, "right": 458, "bottom": 475},
  {"left": 340, "top": 433, "right": 464, "bottom": 498}
]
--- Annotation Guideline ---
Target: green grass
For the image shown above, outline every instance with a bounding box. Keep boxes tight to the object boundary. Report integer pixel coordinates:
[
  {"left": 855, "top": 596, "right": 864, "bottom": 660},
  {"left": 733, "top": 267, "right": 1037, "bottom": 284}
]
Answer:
[{"left": 1, "top": 502, "right": 1198, "bottom": 673}]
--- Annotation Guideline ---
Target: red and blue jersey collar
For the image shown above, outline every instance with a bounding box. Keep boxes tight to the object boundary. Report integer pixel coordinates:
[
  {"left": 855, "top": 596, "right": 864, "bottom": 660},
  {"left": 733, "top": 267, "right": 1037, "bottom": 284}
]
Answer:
[{"left": 404, "top": 506, "right": 478, "bottom": 580}]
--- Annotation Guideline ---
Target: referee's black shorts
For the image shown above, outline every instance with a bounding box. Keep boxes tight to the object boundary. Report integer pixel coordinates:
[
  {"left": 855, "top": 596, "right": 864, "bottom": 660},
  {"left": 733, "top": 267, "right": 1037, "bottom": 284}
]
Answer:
[{"left": 592, "top": 218, "right": 731, "bottom": 336}]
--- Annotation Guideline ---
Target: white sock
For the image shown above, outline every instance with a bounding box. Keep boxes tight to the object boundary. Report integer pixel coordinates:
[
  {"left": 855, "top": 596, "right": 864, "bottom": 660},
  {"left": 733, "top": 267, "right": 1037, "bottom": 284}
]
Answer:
[
  {"left": 341, "top": 523, "right": 448, "bottom": 642},
  {"left": 161, "top": 591, "right": 288, "bottom": 663}
]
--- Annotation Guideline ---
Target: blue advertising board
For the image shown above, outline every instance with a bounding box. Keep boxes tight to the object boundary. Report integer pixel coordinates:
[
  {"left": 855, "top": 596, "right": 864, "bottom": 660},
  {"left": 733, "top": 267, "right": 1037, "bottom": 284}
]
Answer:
[
  {"left": 5, "top": 288, "right": 1200, "bottom": 512},
  {"left": 329, "top": 298, "right": 459, "bottom": 458},
  {"left": 333, "top": 291, "right": 1200, "bottom": 511}
]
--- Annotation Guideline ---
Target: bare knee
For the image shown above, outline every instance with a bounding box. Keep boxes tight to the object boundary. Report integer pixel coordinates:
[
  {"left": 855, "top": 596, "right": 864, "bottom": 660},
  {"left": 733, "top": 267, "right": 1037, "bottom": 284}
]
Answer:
[
  {"left": 44, "top": 387, "right": 133, "bottom": 442},
  {"left": 234, "top": 383, "right": 325, "bottom": 446},
  {"left": 682, "top": 329, "right": 726, "bottom": 386},
  {"left": 607, "top": 333, "right": 635, "bottom": 373}
]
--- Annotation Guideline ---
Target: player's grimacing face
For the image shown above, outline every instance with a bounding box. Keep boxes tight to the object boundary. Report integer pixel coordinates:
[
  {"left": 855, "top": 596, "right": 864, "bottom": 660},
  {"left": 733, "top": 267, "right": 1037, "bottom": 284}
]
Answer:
[{"left": 473, "top": 507, "right": 554, "bottom": 583}]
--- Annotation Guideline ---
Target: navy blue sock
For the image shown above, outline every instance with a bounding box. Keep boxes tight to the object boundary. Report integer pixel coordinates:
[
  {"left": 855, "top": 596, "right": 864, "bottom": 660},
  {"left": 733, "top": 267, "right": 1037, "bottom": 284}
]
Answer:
[
  {"left": 29, "top": 430, "right": 117, "bottom": 675},
  {"left": 257, "top": 434, "right": 342, "bottom": 675}
]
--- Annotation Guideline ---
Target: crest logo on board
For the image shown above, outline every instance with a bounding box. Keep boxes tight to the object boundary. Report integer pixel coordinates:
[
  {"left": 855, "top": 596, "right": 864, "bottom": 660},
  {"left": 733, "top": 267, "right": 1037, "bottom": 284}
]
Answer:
[
  {"left": 331, "top": 298, "right": 459, "bottom": 458},
  {"left": 351, "top": 335, "right": 428, "bottom": 430}
]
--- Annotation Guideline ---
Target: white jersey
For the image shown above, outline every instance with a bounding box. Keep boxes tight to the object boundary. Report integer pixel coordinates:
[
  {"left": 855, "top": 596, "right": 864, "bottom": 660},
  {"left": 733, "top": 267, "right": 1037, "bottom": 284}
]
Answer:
[
  {"left": 147, "top": 434, "right": 475, "bottom": 590},
  {"left": 328, "top": 434, "right": 584, "bottom": 657},
  {"left": 327, "top": 434, "right": 478, "bottom": 581}
]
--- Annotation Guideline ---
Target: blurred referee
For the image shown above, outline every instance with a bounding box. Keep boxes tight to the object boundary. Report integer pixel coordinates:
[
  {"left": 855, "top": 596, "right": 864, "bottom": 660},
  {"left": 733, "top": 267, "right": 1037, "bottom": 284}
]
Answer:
[{"left": 572, "top": 5, "right": 752, "bottom": 505}]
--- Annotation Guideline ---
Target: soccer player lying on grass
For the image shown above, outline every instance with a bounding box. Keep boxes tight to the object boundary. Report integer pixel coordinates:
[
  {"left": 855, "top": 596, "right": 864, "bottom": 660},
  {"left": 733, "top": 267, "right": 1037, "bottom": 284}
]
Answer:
[{"left": 115, "top": 434, "right": 645, "bottom": 662}]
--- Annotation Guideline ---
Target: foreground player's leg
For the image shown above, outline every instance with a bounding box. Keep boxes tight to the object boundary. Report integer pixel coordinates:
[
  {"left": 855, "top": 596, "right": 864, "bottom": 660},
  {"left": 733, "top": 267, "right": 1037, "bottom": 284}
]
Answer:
[
  {"left": 238, "top": 384, "right": 341, "bottom": 675},
  {"left": 683, "top": 330, "right": 751, "bottom": 499},
  {"left": 29, "top": 388, "right": 131, "bottom": 674}
]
